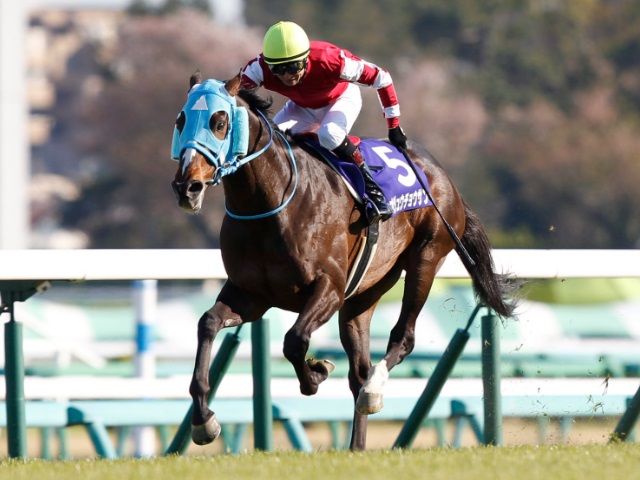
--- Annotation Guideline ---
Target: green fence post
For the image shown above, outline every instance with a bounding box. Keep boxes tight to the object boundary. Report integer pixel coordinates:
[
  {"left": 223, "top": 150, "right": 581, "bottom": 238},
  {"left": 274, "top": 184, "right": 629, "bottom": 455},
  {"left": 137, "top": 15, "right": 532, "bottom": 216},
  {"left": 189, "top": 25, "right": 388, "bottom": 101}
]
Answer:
[
  {"left": 481, "top": 311, "right": 503, "bottom": 446},
  {"left": 4, "top": 296, "right": 27, "bottom": 458},
  {"left": 57, "top": 427, "right": 69, "bottom": 460},
  {"left": 394, "top": 305, "right": 481, "bottom": 449},
  {"left": 251, "top": 318, "right": 273, "bottom": 451},
  {"left": 2, "top": 281, "right": 48, "bottom": 459},
  {"left": 611, "top": 384, "right": 640, "bottom": 442},
  {"left": 229, "top": 423, "right": 248, "bottom": 453},
  {"left": 84, "top": 420, "right": 117, "bottom": 459},
  {"left": 393, "top": 328, "right": 470, "bottom": 448},
  {"left": 164, "top": 327, "right": 242, "bottom": 455},
  {"left": 280, "top": 417, "right": 312, "bottom": 452},
  {"left": 40, "top": 427, "right": 52, "bottom": 460}
]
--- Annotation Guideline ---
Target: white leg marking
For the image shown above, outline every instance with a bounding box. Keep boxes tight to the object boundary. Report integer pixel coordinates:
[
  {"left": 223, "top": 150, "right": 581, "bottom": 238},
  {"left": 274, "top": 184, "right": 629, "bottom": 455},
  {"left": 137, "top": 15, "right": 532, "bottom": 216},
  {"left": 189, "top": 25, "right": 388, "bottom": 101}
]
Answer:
[{"left": 360, "top": 359, "right": 389, "bottom": 396}]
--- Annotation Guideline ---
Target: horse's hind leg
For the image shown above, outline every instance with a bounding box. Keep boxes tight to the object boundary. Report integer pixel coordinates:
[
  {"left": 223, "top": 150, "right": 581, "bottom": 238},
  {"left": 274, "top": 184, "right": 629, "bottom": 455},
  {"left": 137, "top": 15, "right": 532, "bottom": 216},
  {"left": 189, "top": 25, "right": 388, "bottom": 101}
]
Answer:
[
  {"left": 190, "top": 281, "right": 266, "bottom": 445},
  {"left": 357, "top": 255, "right": 444, "bottom": 415},
  {"left": 338, "top": 301, "right": 377, "bottom": 450}
]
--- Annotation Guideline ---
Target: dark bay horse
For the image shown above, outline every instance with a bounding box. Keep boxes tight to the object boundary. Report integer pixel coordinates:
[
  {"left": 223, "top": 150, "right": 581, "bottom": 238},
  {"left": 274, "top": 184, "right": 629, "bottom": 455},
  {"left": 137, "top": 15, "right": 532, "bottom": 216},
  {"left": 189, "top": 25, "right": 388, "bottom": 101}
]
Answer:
[{"left": 171, "top": 72, "right": 516, "bottom": 450}]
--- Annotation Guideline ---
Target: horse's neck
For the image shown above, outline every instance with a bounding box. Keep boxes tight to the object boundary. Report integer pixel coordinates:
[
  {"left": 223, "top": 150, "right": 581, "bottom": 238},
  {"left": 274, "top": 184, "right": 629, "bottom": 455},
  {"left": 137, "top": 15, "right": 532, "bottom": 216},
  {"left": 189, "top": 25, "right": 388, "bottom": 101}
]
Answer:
[{"left": 222, "top": 135, "right": 295, "bottom": 217}]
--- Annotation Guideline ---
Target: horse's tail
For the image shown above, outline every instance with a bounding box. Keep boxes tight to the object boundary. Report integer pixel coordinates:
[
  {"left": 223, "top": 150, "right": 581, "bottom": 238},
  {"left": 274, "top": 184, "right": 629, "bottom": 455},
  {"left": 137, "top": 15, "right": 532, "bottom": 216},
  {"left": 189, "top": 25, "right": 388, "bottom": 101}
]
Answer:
[{"left": 457, "top": 199, "right": 519, "bottom": 319}]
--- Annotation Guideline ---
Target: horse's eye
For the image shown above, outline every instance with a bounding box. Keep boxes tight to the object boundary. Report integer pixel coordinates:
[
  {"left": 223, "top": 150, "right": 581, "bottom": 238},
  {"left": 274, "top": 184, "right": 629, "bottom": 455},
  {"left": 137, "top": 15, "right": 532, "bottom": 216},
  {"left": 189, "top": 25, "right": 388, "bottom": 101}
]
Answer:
[
  {"left": 175, "top": 111, "right": 186, "bottom": 132},
  {"left": 209, "top": 115, "right": 226, "bottom": 133}
]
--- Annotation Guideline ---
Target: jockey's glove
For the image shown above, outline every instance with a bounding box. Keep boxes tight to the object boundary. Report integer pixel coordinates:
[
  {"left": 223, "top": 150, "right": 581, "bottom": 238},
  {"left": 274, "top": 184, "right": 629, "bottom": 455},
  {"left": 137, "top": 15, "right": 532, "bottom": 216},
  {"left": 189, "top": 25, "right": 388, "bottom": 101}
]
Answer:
[{"left": 389, "top": 126, "right": 408, "bottom": 150}]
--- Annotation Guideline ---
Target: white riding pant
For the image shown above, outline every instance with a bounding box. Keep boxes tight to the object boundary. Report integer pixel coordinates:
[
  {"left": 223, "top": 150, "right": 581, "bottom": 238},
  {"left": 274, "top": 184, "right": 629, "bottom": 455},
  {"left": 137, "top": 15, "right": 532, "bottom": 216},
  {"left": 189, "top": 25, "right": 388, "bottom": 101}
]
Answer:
[{"left": 274, "top": 83, "right": 362, "bottom": 150}]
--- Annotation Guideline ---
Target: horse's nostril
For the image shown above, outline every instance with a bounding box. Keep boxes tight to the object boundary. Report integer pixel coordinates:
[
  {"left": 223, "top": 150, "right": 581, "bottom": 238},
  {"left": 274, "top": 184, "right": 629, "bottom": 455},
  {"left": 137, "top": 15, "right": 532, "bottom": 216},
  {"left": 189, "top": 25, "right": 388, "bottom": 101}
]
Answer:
[{"left": 188, "top": 181, "right": 204, "bottom": 194}]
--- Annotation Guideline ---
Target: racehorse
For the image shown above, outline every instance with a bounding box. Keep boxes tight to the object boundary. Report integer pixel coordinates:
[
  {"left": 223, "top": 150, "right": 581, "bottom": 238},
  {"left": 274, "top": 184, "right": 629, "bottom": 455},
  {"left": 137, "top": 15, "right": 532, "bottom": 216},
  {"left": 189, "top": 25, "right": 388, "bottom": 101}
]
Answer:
[{"left": 171, "top": 71, "right": 516, "bottom": 450}]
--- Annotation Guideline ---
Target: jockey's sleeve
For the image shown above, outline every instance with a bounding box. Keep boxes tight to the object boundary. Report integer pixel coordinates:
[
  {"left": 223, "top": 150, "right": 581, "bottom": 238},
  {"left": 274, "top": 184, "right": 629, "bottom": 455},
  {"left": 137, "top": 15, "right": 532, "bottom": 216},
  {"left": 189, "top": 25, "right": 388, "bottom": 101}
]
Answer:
[
  {"left": 240, "top": 56, "right": 264, "bottom": 90},
  {"left": 339, "top": 52, "right": 400, "bottom": 129}
]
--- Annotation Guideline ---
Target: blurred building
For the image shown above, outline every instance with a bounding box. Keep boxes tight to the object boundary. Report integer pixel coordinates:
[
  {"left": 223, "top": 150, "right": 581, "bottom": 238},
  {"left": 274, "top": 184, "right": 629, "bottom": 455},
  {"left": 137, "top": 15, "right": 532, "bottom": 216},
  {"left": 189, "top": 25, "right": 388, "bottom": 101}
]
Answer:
[
  {"left": 0, "top": 3, "right": 29, "bottom": 248},
  {"left": 2, "top": 0, "right": 244, "bottom": 249}
]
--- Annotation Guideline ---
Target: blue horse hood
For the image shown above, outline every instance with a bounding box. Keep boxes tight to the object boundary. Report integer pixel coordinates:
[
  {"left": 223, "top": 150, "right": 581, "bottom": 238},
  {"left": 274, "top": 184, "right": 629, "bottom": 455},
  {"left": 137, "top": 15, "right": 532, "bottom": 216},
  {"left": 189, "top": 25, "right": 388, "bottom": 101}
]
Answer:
[{"left": 170, "top": 79, "right": 249, "bottom": 168}]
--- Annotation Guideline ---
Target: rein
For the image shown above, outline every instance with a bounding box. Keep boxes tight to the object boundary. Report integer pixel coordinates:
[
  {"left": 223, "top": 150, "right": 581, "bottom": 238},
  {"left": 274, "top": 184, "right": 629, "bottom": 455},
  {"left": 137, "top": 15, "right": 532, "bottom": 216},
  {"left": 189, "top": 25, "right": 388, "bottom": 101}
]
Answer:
[
  {"left": 222, "top": 110, "right": 299, "bottom": 220},
  {"left": 206, "top": 109, "right": 274, "bottom": 186},
  {"left": 396, "top": 146, "right": 475, "bottom": 267}
]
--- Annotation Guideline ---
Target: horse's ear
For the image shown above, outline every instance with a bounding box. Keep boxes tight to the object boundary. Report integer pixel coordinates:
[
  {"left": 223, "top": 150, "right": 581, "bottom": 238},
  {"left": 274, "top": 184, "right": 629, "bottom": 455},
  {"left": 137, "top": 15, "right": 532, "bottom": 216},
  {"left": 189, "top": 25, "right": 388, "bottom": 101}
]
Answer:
[
  {"left": 225, "top": 73, "right": 242, "bottom": 97},
  {"left": 189, "top": 70, "right": 202, "bottom": 89}
]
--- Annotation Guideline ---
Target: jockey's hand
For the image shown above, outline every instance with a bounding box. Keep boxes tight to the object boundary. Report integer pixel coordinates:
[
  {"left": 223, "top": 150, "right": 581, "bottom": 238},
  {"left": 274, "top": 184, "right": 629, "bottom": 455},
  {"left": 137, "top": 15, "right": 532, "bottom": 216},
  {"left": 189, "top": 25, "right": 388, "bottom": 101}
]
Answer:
[{"left": 389, "top": 126, "right": 407, "bottom": 150}]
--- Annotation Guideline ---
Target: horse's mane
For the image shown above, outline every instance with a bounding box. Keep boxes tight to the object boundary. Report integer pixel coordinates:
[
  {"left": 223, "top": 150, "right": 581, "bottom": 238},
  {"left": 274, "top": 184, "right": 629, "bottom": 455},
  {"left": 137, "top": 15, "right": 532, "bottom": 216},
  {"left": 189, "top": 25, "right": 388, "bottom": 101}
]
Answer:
[
  {"left": 236, "top": 87, "right": 299, "bottom": 145},
  {"left": 238, "top": 88, "right": 274, "bottom": 116}
]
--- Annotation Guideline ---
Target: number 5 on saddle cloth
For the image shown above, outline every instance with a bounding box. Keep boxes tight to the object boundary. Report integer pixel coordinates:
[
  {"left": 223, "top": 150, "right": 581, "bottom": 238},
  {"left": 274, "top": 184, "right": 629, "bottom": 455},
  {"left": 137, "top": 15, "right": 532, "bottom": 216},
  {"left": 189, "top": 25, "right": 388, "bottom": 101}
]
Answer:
[{"left": 302, "top": 138, "right": 433, "bottom": 217}]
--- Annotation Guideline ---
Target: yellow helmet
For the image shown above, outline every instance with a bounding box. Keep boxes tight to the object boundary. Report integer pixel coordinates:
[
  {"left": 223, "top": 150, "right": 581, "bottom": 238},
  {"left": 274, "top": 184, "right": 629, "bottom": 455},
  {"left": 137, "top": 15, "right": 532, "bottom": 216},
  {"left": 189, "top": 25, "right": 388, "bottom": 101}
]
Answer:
[{"left": 262, "top": 21, "right": 310, "bottom": 65}]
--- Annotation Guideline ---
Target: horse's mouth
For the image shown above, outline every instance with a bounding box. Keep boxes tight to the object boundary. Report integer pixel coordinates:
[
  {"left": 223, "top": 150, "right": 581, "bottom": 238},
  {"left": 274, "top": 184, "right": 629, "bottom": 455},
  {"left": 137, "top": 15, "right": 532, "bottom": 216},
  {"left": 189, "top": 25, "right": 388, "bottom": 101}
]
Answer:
[{"left": 178, "top": 200, "right": 201, "bottom": 213}]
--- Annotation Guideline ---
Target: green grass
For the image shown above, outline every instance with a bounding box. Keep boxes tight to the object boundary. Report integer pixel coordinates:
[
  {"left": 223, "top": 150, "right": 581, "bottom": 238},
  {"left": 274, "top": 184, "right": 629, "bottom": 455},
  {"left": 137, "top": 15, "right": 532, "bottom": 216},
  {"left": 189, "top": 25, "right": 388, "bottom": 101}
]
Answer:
[{"left": 3, "top": 444, "right": 640, "bottom": 480}]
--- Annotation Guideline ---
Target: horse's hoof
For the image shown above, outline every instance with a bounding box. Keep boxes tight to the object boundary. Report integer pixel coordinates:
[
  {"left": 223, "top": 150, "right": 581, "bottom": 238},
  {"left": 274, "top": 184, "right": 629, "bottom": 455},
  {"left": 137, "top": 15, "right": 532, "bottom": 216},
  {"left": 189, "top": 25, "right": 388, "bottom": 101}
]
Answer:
[
  {"left": 356, "top": 392, "right": 384, "bottom": 415},
  {"left": 191, "top": 414, "right": 221, "bottom": 445},
  {"left": 306, "top": 358, "right": 335, "bottom": 375}
]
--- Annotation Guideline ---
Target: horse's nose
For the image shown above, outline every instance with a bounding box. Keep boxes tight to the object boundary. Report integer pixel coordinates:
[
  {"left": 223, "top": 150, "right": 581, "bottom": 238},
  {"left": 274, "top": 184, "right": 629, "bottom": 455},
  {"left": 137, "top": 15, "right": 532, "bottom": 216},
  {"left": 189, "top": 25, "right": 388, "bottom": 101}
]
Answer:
[
  {"left": 172, "top": 179, "right": 205, "bottom": 199},
  {"left": 186, "top": 180, "right": 204, "bottom": 195}
]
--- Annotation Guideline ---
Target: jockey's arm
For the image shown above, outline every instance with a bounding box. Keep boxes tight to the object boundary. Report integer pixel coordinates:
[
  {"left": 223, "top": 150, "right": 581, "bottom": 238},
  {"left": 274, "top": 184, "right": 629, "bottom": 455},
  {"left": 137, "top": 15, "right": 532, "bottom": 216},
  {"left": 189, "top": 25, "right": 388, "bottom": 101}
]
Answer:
[
  {"left": 340, "top": 53, "right": 406, "bottom": 149},
  {"left": 339, "top": 54, "right": 400, "bottom": 129},
  {"left": 240, "top": 56, "right": 264, "bottom": 90}
]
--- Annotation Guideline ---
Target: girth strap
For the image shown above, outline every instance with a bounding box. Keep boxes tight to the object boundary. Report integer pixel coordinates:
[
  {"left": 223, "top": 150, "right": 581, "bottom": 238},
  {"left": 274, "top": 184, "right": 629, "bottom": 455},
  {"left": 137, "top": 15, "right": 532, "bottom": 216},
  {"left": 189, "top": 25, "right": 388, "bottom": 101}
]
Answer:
[{"left": 345, "top": 223, "right": 380, "bottom": 299}]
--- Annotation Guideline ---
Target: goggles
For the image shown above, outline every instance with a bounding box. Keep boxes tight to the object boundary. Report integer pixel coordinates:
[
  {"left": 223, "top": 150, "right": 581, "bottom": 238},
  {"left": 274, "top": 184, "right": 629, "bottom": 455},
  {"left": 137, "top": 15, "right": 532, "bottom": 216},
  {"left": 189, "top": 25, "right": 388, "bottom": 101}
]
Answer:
[{"left": 268, "top": 59, "right": 307, "bottom": 76}]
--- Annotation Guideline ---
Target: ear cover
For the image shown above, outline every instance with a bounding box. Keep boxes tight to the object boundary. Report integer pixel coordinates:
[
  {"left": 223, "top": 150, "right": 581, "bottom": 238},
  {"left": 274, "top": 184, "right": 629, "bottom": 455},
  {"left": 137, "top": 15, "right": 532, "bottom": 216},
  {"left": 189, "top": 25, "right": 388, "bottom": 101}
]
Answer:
[{"left": 232, "top": 106, "right": 249, "bottom": 157}]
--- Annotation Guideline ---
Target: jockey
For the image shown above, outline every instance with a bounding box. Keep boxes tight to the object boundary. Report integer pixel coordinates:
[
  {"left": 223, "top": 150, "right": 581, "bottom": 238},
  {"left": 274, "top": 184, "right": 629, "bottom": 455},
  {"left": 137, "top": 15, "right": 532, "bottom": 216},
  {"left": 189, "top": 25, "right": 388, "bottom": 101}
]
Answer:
[{"left": 240, "top": 21, "right": 408, "bottom": 224}]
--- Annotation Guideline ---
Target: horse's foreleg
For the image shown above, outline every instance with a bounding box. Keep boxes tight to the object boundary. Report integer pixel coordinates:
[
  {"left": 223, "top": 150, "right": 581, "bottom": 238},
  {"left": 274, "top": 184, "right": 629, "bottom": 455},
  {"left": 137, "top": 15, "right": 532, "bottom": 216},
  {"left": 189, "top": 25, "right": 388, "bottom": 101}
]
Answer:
[
  {"left": 282, "top": 278, "right": 342, "bottom": 396},
  {"left": 189, "top": 306, "right": 226, "bottom": 445},
  {"left": 189, "top": 284, "right": 266, "bottom": 446}
]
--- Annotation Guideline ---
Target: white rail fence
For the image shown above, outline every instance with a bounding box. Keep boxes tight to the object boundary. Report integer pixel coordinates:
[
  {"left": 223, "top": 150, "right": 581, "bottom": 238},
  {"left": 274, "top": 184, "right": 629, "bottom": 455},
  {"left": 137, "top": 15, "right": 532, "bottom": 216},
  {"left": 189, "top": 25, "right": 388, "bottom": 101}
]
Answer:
[
  {"left": 1, "top": 249, "right": 640, "bottom": 456},
  {"left": 1, "top": 248, "right": 640, "bottom": 281},
  {"left": 2, "top": 249, "right": 640, "bottom": 369}
]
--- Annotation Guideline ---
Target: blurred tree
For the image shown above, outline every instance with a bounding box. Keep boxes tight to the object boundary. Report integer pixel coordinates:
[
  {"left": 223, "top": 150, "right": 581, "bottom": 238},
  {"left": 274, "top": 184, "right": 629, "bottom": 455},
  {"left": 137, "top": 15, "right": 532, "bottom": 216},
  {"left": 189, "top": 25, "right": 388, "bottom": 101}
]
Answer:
[
  {"left": 244, "top": 1, "right": 610, "bottom": 111},
  {"left": 59, "top": 10, "right": 263, "bottom": 248},
  {"left": 45, "top": 1, "right": 640, "bottom": 249},
  {"left": 242, "top": 0, "right": 413, "bottom": 60},
  {"left": 592, "top": 0, "right": 640, "bottom": 116},
  {"left": 127, "top": 0, "right": 211, "bottom": 16},
  {"left": 463, "top": 88, "right": 640, "bottom": 248},
  {"left": 472, "top": 1, "right": 601, "bottom": 111},
  {"left": 394, "top": 59, "right": 489, "bottom": 172}
]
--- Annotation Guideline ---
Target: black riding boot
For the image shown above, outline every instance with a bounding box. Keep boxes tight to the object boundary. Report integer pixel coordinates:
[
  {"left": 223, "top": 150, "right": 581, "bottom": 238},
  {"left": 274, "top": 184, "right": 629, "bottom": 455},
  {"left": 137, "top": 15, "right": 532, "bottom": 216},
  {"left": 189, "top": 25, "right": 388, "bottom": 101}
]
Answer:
[
  {"left": 358, "top": 161, "right": 393, "bottom": 224},
  {"left": 333, "top": 138, "right": 393, "bottom": 224}
]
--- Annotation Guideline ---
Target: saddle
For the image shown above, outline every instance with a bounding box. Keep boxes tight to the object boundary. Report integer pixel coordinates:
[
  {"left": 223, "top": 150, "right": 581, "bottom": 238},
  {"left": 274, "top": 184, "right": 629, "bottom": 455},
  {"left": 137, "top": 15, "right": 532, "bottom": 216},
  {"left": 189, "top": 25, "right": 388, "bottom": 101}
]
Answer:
[{"left": 300, "top": 137, "right": 433, "bottom": 299}]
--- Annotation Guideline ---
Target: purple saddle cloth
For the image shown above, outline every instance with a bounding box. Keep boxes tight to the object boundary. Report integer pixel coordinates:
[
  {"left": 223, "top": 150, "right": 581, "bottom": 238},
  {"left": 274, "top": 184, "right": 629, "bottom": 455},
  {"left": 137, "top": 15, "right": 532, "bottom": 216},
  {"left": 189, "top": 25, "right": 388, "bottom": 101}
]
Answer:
[{"left": 305, "top": 138, "right": 432, "bottom": 216}]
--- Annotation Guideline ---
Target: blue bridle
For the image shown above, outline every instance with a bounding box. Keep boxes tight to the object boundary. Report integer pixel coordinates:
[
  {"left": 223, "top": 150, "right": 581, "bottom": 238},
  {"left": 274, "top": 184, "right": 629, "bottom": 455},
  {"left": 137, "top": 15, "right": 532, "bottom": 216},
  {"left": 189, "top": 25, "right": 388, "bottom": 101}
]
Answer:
[{"left": 171, "top": 79, "right": 297, "bottom": 219}]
